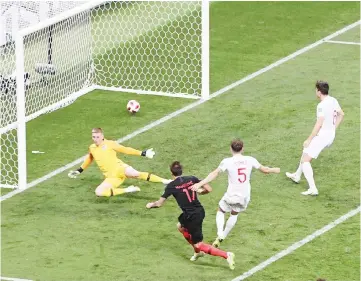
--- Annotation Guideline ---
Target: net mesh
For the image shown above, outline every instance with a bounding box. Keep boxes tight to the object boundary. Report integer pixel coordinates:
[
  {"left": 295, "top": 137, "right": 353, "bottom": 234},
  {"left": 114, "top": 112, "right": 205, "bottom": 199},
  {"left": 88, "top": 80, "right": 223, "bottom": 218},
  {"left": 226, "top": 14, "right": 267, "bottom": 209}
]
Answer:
[
  {"left": 0, "top": 1, "right": 88, "bottom": 187},
  {"left": 0, "top": 1, "right": 202, "bottom": 188}
]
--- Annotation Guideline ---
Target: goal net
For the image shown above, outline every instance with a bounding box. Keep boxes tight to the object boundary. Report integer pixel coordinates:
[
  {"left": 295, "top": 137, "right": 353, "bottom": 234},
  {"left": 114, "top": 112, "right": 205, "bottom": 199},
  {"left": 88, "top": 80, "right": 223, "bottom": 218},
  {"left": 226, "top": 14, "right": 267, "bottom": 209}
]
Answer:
[
  {"left": 0, "top": 0, "right": 208, "bottom": 189},
  {"left": 0, "top": 1, "right": 88, "bottom": 189}
]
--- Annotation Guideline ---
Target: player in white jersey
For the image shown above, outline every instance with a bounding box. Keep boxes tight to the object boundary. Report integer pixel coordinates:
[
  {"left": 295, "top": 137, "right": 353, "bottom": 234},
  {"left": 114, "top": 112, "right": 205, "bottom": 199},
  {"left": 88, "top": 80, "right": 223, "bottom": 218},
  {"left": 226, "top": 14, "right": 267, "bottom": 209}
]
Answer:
[
  {"left": 190, "top": 139, "right": 280, "bottom": 248},
  {"left": 286, "top": 81, "right": 344, "bottom": 196}
]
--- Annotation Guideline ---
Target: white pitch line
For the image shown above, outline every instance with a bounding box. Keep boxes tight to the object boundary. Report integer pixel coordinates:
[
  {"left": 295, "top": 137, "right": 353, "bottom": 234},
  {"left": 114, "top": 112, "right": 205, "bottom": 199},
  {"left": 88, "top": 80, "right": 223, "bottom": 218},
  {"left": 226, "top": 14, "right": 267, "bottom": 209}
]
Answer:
[
  {"left": 325, "top": 40, "right": 361, "bottom": 46},
  {"left": 1, "top": 20, "right": 360, "bottom": 202},
  {"left": 231, "top": 206, "right": 361, "bottom": 281},
  {"left": 0, "top": 276, "right": 33, "bottom": 281}
]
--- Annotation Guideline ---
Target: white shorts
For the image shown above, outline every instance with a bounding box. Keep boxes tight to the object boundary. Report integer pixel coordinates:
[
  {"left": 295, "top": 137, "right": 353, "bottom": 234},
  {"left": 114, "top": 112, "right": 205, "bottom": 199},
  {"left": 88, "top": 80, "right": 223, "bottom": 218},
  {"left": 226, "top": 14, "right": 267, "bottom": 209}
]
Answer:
[
  {"left": 303, "top": 134, "right": 335, "bottom": 159},
  {"left": 219, "top": 193, "right": 250, "bottom": 213}
]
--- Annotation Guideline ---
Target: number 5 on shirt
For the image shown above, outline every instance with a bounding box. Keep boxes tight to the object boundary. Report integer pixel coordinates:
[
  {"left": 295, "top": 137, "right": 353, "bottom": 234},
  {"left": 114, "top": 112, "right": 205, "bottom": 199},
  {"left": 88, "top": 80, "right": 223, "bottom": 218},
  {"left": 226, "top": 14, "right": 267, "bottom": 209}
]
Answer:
[{"left": 238, "top": 168, "right": 246, "bottom": 183}]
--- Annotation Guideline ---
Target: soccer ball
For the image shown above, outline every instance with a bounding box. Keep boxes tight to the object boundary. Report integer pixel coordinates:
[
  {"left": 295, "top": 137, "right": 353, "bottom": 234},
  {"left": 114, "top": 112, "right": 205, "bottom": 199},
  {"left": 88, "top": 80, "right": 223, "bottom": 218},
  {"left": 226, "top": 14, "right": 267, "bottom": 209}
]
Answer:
[{"left": 127, "top": 100, "right": 140, "bottom": 113}]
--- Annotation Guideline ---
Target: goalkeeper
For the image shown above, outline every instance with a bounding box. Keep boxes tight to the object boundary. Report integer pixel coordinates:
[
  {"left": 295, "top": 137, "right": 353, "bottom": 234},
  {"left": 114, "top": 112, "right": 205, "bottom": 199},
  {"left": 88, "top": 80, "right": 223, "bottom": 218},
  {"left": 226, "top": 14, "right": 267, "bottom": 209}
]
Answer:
[{"left": 68, "top": 128, "right": 171, "bottom": 197}]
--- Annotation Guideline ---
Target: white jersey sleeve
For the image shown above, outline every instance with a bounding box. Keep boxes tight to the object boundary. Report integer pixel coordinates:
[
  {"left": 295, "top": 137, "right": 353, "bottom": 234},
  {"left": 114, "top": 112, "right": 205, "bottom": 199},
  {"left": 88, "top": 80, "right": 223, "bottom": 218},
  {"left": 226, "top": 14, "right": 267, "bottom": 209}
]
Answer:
[
  {"left": 249, "top": 156, "right": 261, "bottom": 169},
  {"left": 218, "top": 159, "right": 228, "bottom": 172},
  {"left": 334, "top": 99, "right": 341, "bottom": 112},
  {"left": 317, "top": 103, "right": 324, "bottom": 118}
]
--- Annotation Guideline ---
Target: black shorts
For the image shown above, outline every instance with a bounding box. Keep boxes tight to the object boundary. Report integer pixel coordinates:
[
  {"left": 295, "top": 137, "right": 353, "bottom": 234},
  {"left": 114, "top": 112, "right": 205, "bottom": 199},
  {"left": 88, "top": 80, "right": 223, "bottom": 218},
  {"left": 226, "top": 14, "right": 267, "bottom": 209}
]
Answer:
[{"left": 178, "top": 208, "right": 205, "bottom": 244}]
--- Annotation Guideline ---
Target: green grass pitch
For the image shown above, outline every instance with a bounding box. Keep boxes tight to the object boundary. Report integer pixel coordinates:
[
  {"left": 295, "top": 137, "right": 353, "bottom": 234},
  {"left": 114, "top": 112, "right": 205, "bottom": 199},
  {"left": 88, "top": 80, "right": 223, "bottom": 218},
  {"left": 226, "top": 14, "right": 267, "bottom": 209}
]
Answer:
[{"left": 1, "top": 2, "right": 360, "bottom": 281}]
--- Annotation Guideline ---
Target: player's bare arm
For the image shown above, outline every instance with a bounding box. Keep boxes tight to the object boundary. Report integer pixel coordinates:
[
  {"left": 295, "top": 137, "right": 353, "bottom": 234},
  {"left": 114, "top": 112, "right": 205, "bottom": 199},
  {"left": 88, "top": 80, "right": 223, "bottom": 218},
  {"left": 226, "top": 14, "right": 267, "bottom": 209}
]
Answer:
[
  {"left": 258, "top": 165, "right": 281, "bottom": 174},
  {"left": 335, "top": 107, "right": 345, "bottom": 129},
  {"left": 191, "top": 168, "right": 220, "bottom": 192},
  {"left": 146, "top": 197, "right": 166, "bottom": 208},
  {"left": 197, "top": 183, "right": 213, "bottom": 195},
  {"left": 304, "top": 116, "right": 324, "bottom": 148}
]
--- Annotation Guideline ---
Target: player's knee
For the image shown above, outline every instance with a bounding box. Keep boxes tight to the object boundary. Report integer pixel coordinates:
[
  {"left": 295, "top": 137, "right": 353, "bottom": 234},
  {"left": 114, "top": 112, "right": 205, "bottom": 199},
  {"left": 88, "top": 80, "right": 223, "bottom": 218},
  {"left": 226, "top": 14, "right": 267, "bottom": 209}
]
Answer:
[
  {"left": 176, "top": 222, "right": 182, "bottom": 230},
  {"left": 230, "top": 210, "right": 239, "bottom": 216},
  {"left": 125, "top": 166, "right": 140, "bottom": 178},
  {"left": 301, "top": 154, "right": 312, "bottom": 163},
  {"left": 194, "top": 243, "right": 201, "bottom": 250},
  {"left": 95, "top": 189, "right": 103, "bottom": 197},
  {"left": 177, "top": 223, "right": 186, "bottom": 233},
  {"left": 95, "top": 186, "right": 107, "bottom": 197},
  {"left": 194, "top": 240, "right": 204, "bottom": 250}
]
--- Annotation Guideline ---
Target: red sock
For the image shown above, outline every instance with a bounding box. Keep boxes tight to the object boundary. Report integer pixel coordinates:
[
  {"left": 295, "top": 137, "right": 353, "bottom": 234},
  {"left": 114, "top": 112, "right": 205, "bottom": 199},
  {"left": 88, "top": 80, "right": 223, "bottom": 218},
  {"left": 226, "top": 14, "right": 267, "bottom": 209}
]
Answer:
[
  {"left": 182, "top": 230, "right": 193, "bottom": 244},
  {"left": 181, "top": 230, "right": 200, "bottom": 253},
  {"left": 197, "top": 242, "right": 228, "bottom": 259}
]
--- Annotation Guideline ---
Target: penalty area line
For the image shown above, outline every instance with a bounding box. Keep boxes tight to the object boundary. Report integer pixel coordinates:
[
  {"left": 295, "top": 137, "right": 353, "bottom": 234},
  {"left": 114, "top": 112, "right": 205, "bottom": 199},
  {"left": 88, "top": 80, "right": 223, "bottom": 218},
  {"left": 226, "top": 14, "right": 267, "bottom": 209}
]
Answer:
[
  {"left": 1, "top": 20, "right": 360, "bottom": 202},
  {"left": 231, "top": 206, "right": 361, "bottom": 281},
  {"left": 325, "top": 40, "right": 361, "bottom": 46}
]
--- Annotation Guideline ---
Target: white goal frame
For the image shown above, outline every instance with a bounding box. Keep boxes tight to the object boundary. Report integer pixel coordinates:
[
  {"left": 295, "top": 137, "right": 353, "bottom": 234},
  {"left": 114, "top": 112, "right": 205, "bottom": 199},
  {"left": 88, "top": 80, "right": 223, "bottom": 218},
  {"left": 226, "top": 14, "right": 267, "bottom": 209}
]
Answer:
[{"left": 2, "top": 0, "right": 209, "bottom": 189}]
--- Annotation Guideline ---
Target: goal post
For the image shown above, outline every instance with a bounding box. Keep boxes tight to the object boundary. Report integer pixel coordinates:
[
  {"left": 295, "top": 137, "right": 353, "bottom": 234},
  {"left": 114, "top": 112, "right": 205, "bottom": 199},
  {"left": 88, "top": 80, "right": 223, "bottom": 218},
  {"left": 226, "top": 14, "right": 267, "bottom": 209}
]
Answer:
[
  {"left": 15, "top": 35, "right": 26, "bottom": 190},
  {"left": 201, "top": 0, "right": 210, "bottom": 100},
  {"left": 0, "top": 0, "right": 209, "bottom": 189}
]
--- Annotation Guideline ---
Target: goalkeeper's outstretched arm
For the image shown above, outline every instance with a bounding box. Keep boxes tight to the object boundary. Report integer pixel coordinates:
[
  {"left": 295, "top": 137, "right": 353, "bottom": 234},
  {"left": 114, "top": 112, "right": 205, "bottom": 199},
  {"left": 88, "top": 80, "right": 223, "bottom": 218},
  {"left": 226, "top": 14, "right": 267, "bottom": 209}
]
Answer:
[
  {"left": 112, "top": 142, "right": 155, "bottom": 159},
  {"left": 68, "top": 153, "right": 93, "bottom": 178}
]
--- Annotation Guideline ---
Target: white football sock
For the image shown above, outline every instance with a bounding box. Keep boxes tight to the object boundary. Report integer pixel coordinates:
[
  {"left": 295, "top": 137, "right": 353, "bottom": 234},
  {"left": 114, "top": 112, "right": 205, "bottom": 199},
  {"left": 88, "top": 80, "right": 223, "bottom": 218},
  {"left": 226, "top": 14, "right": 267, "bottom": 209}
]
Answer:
[
  {"left": 223, "top": 214, "right": 238, "bottom": 239},
  {"left": 302, "top": 162, "right": 316, "bottom": 190},
  {"left": 216, "top": 211, "right": 225, "bottom": 238}
]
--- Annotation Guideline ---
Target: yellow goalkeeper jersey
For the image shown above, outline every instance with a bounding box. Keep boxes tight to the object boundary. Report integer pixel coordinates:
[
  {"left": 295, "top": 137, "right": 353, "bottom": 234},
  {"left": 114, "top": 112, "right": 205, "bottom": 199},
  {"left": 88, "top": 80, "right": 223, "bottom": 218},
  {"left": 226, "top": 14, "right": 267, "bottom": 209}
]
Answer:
[{"left": 80, "top": 139, "right": 142, "bottom": 177}]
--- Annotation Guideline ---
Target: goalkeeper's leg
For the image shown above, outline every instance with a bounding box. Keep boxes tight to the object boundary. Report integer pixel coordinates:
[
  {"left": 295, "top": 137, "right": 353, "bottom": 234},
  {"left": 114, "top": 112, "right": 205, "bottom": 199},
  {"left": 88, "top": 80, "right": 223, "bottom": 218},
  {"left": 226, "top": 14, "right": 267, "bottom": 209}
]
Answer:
[
  {"left": 125, "top": 166, "right": 171, "bottom": 184},
  {"left": 95, "top": 179, "right": 140, "bottom": 197}
]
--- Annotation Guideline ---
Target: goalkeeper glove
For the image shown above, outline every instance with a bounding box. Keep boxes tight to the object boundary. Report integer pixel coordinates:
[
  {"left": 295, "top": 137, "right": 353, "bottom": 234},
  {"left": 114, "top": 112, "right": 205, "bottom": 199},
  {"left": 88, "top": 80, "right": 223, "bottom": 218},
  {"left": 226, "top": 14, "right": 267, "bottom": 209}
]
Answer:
[
  {"left": 68, "top": 168, "right": 83, "bottom": 179},
  {"left": 141, "top": 148, "right": 155, "bottom": 159}
]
